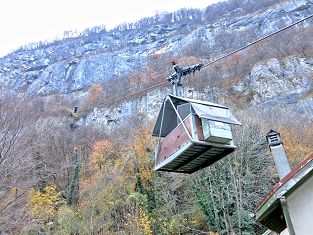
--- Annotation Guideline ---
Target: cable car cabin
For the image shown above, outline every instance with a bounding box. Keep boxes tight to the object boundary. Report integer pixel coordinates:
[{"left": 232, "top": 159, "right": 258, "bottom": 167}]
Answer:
[{"left": 152, "top": 95, "right": 241, "bottom": 174}]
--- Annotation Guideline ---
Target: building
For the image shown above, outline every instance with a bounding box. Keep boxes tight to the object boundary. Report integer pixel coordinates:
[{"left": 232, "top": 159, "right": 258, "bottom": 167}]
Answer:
[{"left": 255, "top": 130, "right": 313, "bottom": 235}]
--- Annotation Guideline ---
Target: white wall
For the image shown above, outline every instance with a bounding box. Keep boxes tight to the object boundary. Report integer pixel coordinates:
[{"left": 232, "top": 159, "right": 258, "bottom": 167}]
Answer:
[{"left": 287, "top": 175, "right": 313, "bottom": 234}]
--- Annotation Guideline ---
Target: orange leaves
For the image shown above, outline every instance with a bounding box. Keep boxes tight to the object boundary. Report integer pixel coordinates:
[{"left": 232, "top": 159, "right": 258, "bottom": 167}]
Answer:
[
  {"left": 278, "top": 124, "right": 313, "bottom": 166},
  {"left": 81, "top": 83, "right": 104, "bottom": 110},
  {"left": 89, "top": 83, "right": 104, "bottom": 96},
  {"left": 129, "top": 72, "right": 144, "bottom": 90},
  {"left": 133, "top": 128, "right": 154, "bottom": 159},
  {"left": 80, "top": 140, "right": 117, "bottom": 195},
  {"left": 89, "top": 139, "right": 115, "bottom": 171},
  {"left": 80, "top": 140, "right": 108, "bottom": 194},
  {"left": 131, "top": 128, "right": 156, "bottom": 182},
  {"left": 76, "top": 125, "right": 157, "bottom": 233},
  {"left": 80, "top": 125, "right": 156, "bottom": 192}
]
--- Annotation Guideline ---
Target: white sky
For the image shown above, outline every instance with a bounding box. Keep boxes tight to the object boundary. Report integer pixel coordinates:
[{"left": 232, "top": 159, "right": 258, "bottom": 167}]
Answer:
[{"left": 0, "top": 0, "right": 222, "bottom": 57}]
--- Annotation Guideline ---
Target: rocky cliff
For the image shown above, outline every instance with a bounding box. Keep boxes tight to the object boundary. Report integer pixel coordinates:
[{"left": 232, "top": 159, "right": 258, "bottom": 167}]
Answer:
[{"left": 1, "top": 0, "right": 313, "bottom": 127}]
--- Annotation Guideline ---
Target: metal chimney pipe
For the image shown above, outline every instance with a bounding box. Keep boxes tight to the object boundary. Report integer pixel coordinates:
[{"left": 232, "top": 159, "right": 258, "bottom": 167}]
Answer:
[{"left": 266, "top": 129, "right": 292, "bottom": 180}]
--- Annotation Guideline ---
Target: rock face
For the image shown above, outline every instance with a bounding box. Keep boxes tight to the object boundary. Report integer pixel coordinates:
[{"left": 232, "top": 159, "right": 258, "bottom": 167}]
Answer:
[
  {"left": 1, "top": 0, "right": 313, "bottom": 96},
  {"left": 26, "top": 53, "right": 142, "bottom": 96},
  {"left": 82, "top": 88, "right": 170, "bottom": 129},
  {"left": 82, "top": 56, "right": 313, "bottom": 129},
  {"left": 235, "top": 57, "right": 313, "bottom": 104},
  {"left": 1, "top": 0, "right": 313, "bottom": 126}
]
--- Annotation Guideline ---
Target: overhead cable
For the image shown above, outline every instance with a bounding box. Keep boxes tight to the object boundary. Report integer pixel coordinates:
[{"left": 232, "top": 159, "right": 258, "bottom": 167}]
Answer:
[
  {"left": 202, "top": 13, "right": 313, "bottom": 68},
  {"left": 97, "top": 13, "right": 313, "bottom": 107}
]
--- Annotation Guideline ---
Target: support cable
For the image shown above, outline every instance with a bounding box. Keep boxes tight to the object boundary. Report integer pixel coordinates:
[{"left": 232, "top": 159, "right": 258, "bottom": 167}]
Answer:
[
  {"left": 94, "top": 13, "right": 313, "bottom": 107},
  {"left": 202, "top": 13, "right": 313, "bottom": 68},
  {"left": 96, "top": 71, "right": 170, "bottom": 107}
]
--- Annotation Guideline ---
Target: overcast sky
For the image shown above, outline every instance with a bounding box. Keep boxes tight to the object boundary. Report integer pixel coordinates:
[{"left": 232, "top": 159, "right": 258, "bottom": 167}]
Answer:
[{"left": 0, "top": 0, "right": 222, "bottom": 56}]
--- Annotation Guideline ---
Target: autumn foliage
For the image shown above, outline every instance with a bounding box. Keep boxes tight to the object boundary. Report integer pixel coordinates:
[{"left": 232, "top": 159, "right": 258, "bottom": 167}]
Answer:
[
  {"left": 28, "top": 184, "right": 65, "bottom": 222},
  {"left": 278, "top": 124, "right": 313, "bottom": 166},
  {"left": 2, "top": 5, "right": 313, "bottom": 233}
]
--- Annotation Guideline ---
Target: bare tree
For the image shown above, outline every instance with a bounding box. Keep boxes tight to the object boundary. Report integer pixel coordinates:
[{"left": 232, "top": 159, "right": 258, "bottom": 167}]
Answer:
[{"left": 0, "top": 91, "right": 39, "bottom": 233}]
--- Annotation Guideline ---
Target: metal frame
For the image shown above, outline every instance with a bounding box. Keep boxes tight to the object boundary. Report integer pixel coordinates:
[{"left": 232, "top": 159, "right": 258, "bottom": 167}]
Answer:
[
  {"left": 167, "top": 97, "right": 192, "bottom": 139},
  {"left": 280, "top": 196, "right": 295, "bottom": 235},
  {"left": 155, "top": 97, "right": 193, "bottom": 160},
  {"left": 156, "top": 102, "right": 166, "bottom": 166}
]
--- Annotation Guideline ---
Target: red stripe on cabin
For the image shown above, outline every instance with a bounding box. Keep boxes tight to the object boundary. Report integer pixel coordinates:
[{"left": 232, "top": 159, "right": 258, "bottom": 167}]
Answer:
[{"left": 156, "top": 115, "right": 193, "bottom": 164}]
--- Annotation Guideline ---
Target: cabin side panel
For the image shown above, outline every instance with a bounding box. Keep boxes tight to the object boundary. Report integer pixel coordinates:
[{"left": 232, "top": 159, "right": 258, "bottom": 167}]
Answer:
[{"left": 157, "top": 116, "right": 193, "bottom": 164}]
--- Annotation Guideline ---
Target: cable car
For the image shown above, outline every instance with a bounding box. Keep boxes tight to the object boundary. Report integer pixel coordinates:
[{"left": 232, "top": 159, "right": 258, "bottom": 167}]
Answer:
[{"left": 152, "top": 62, "right": 241, "bottom": 174}]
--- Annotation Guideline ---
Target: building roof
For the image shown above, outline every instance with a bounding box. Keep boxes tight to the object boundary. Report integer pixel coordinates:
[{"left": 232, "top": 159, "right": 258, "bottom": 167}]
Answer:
[
  {"left": 255, "top": 153, "right": 313, "bottom": 233},
  {"left": 152, "top": 95, "right": 241, "bottom": 137}
]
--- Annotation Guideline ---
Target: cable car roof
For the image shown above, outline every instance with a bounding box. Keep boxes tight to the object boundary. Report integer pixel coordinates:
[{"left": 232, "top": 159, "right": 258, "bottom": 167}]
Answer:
[{"left": 152, "top": 95, "right": 241, "bottom": 137}]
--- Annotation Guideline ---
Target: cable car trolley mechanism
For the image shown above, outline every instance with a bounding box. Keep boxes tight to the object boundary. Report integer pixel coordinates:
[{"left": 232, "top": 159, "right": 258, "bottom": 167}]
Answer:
[{"left": 152, "top": 62, "right": 241, "bottom": 174}]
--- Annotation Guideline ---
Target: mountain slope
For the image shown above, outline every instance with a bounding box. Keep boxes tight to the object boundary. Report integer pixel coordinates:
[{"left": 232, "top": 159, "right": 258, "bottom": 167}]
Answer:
[
  {"left": 0, "top": 0, "right": 312, "bottom": 99},
  {"left": 1, "top": 0, "right": 313, "bottom": 233}
]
